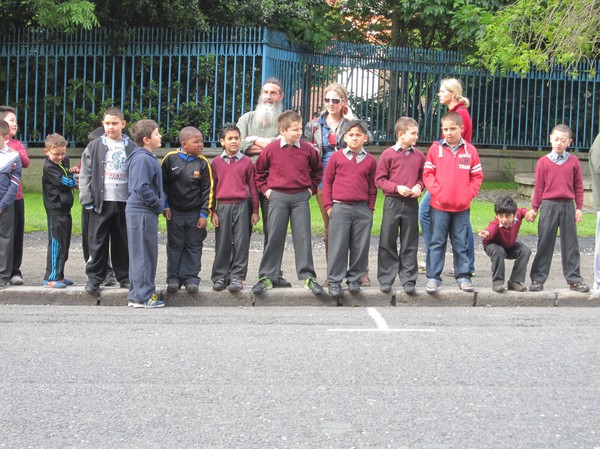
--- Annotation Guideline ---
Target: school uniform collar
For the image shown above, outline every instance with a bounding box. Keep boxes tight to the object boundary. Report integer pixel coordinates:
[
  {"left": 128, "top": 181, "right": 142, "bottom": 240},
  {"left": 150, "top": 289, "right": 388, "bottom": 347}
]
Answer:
[
  {"left": 392, "top": 143, "right": 415, "bottom": 153},
  {"left": 0, "top": 144, "right": 8, "bottom": 154},
  {"left": 548, "top": 151, "right": 569, "bottom": 164},
  {"left": 499, "top": 217, "right": 518, "bottom": 228},
  {"left": 220, "top": 150, "right": 243, "bottom": 161},
  {"left": 344, "top": 147, "right": 366, "bottom": 157},
  {"left": 280, "top": 139, "right": 301, "bottom": 148}
]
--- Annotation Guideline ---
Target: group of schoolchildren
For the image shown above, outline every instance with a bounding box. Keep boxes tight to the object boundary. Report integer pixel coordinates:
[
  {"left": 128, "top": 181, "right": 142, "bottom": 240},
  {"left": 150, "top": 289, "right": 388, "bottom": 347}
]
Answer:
[{"left": 0, "top": 98, "right": 592, "bottom": 308}]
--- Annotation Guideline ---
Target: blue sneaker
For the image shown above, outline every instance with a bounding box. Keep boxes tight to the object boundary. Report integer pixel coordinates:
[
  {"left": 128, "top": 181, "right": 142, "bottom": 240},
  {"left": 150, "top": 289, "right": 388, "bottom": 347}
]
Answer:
[
  {"left": 61, "top": 278, "right": 74, "bottom": 286},
  {"left": 44, "top": 280, "right": 67, "bottom": 289},
  {"left": 134, "top": 293, "right": 164, "bottom": 309}
]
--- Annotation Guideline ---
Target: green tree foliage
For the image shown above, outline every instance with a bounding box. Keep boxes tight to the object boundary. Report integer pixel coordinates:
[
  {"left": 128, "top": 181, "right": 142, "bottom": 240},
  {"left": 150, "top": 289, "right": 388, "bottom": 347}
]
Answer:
[
  {"left": 334, "top": 0, "right": 506, "bottom": 52},
  {"left": 473, "top": 0, "right": 600, "bottom": 74},
  {"left": 9, "top": 0, "right": 100, "bottom": 30}
]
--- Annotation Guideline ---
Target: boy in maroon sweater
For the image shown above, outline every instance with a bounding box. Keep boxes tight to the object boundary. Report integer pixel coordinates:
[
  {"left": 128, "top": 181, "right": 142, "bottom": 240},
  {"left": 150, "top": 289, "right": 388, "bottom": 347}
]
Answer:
[
  {"left": 375, "top": 117, "right": 425, "bottom": 295},
  {"left": 252, "top": 110, "right": 324, "bottom": 295},
  {"left": 211, "top": 124, "right": 259, "bottom": 293},
  {"left": 478, "top": 195, "right": 531, "bottom": 292},
  {"left": 526, "top": 124, "right": 590, "bottom": 292},
  {"left": 322, "top": 120, "right": 376, "bottom": 300}
]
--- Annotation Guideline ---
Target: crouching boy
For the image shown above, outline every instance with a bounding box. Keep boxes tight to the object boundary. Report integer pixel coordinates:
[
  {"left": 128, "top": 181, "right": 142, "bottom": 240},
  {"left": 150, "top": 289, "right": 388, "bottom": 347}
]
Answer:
[{"left": 478, "top": 195, "right": 531, "bottom": 292}]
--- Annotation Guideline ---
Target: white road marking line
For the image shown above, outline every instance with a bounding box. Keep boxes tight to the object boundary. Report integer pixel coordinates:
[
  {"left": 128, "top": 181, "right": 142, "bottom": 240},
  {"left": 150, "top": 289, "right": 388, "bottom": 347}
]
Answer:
[
  {"left": 327, "top": 307, "right": 437, "bottom": 332},
  {"left": 368, "top": 307, "right": 389, "bottom": 330},
  {"left": 328, "top": 329, "right": 436, "bottom": 332}
]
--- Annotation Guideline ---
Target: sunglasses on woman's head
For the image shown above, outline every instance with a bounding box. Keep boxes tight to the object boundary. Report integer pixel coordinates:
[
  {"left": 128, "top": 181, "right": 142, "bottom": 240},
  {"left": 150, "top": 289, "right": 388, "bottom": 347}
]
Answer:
[{"left": 324, "top": 98, "right": 342, "bottom": 104}]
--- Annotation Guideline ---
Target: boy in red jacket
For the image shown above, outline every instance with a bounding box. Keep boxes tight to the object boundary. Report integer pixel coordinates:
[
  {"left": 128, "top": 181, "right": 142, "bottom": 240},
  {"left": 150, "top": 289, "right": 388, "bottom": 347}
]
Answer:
[
  {"left": 526, "top": 124, "right": 589, "bottom": 292},
  {"left": 423, "top": 111, "right": 483, "bottom": 293},
  {"left": 478, "top": 195, "right": 531, "bottom": 292}
]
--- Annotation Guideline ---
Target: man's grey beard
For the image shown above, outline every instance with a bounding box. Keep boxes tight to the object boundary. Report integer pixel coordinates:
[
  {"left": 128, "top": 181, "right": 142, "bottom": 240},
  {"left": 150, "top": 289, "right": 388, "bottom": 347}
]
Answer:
[{"left": 255, "top": 102, "right": 283, "bottom": 127}]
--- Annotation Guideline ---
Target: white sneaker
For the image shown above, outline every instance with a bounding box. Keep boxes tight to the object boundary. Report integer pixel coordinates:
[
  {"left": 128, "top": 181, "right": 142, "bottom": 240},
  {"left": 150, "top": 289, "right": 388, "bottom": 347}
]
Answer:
[
  {"left": 460, "top": 281, "right": 474, "bottom": 292},
  {"left": 425, "top": 279, "right": 438, "bottom": 293},
  {"left": 10, "top": 275, "right": 23, "bottom": 285}
]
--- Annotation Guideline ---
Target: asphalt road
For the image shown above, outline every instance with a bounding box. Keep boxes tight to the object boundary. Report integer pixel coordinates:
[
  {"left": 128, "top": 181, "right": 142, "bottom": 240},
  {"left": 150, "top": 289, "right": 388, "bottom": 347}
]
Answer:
[{"left": 1, "top": 306, "right": 599, "bottom": 448}]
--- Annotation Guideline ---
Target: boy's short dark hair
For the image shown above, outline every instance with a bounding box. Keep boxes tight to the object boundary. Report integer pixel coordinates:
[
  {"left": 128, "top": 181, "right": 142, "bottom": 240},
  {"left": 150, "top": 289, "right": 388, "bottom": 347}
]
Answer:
[
  {"left": 179, "top": 126, "right": 203, "bottom": 143},
  {"left": 278, "top": 110, "right": 301, "bottom": 131},
  {"left": 441, "top": 111, "right": 463, "bottom": 127},
  {"left": 45, "top": 133, "right": 68, "bottom": 149},
  {"left": 130, "top": 119, "right": 158, "bottom": 146},
  {"left": 220, "top": 123, "right": 241, "bottom": 140},
  {"left": 551, "top": 123, "right": 572, "bottom": 138},
  {"left": 341, "top": 120, "right": 369, "bottom": 136},
  {"left": 103, "top": 107, "right": 125, "bottom": 120},
  {"left": 395, "top": 117, "right": 419, "bottom": 135},
  {"left": 0, "top": 120, "right": 9, "bottom": 137},
  {"left": 0, "top": 106, "right": 16, "bottom": 120},
  {"left": 264, "top": 77, "right": 283, "bottom": 95},
  {"left": 494, "top": 195, "right": 518, "bottom": 215},
  {"left": 88, "top": 126, "right": 105, "bottom": 143}
]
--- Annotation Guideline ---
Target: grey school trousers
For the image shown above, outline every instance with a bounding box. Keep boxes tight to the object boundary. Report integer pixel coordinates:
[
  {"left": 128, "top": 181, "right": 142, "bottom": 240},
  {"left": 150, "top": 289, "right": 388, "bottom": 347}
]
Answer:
[
  {"left": 127, "top": 210, "right": 159, "bottom": 302},
  {"left": 530, "top": 199, "right": 583, "bottom": 285},
  {"left": 484, "top": 241, "right": 531, "bottom": 285},
  {"left": 0, "top": 203, "right": 15, "bottom": 283},
  {"left": 326, "top": 202, "right": 373, "bottom": 286},
  {"left": 258, "top": 190, "right": 316, "bottom": 281},
  {"left": 212, "top": 201, "right": 250, "bottom": 282},
  {"left": 377, "top": 196, "right": 419, "bottom": 287},
  {"left": 167, "top": 209, "right": 207, "bottom": 286}
]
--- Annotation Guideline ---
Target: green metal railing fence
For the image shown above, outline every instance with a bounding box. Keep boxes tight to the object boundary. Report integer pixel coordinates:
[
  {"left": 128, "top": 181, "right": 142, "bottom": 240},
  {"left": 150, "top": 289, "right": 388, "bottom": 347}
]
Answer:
[{"left": 1, "top": 26, "right": 599, "bottom": 150}]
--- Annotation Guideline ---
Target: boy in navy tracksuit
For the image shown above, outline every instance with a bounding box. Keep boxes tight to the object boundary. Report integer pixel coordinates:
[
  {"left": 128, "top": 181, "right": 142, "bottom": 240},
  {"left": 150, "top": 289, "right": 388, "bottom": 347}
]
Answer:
[
  {"left": 211, "top": 124, "right": 259, "bottom": 293},
  {"left": 375, "top": 117, "right": 425, "bottom": 295},
  {"left": 322, "top": 120, "right": 376, "bottom": 300},
  {"left": 42, "top": 133, "right": 76, "bottom": 288},
  {"left": 161, "top": 126, "right": 213, "bottom": 293},
  {"left": 125, "top": 120, "right": 165, "bottom": 308},
  {"left": 0, "top": 120, "right": 23, "bottom": 287}
]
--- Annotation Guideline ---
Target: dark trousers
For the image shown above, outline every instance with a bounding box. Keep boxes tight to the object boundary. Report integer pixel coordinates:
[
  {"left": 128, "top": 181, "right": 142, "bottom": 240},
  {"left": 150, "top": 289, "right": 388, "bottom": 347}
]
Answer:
[
  {"left": 44, "top": 213, "right": 72, "bottom": 281},
  {"left": 258, "top": 190, "right": 316, "bottom": 281},
  {"left": 11, "top": 198, "right": 24, "bottom": 277},
  {"left": 484, "top": 241, "right": 531, "bottom": 285},
  {"left": 248, "top": 190, "right": 270, "bottom": 244},
  {"left": 377, "top": 196, "right": 419, "bottom": 286},
  {"left": 127, "top": 210, "right": 158, "bottom": 303},
  {"left": 166, "top": 209, "right": 207, "bottom": 286},
  {"left": 327, "top": 202, "right": 372, "bottom": 285},
  {"left": 86, "top": 201, "right": 129, "bottom": 286},
  {"left": 530, "top": 200, "right": 583, "bottom": 284},
  {"left": 212, "top": 201, "right": 250, "bottom": 282},
  {"left": 0, "top": 203, "right": 15, "bottom": 283}
]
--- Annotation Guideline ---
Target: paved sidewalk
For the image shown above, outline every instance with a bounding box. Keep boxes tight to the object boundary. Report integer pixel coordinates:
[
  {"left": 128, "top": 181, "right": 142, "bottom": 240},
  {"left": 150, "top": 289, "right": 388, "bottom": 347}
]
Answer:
[{"left": 0, "top": 231, "right": 598, "bottom": 306}]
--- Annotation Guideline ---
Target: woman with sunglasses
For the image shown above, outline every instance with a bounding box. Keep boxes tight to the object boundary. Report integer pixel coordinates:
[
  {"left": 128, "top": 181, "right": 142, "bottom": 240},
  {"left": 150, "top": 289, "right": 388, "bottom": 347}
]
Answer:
[{"left": 304, "top": 83, "right": 372, "bottom": 286}]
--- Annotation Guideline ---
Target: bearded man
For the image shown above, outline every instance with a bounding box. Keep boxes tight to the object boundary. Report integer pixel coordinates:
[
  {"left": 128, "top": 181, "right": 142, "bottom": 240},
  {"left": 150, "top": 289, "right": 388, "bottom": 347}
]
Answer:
[{"left": 236, "top": 78, "right": 291, "bottom": 287}]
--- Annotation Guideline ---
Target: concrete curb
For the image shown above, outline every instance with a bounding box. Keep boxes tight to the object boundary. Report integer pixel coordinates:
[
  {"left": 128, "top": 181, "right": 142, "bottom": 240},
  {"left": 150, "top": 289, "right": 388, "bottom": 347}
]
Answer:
[{"left": 1, "top": 285, "right": 599, "bottom": 307}]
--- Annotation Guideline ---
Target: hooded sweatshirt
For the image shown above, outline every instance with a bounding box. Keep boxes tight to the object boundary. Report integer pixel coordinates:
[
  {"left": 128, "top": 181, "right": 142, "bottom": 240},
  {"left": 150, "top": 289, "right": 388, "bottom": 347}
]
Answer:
[{"left": 125, "top": 146, "right": 164, "bottom": 215}]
